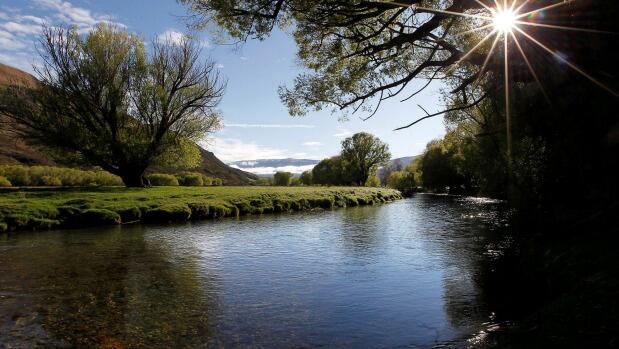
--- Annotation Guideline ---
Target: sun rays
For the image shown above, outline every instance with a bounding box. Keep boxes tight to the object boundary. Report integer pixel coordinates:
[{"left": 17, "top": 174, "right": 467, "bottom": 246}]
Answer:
[{"left": 385, "top": 0, "right": 617, "bottom": 161}]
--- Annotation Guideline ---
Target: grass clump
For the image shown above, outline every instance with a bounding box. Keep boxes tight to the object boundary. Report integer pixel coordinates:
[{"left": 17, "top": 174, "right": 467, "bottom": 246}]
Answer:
[
  {"left": 74, "top": 209, "right": 121, "bottom": 227},
  {"left": 147, "top": 173, "right": 179, "bottom": 186},
  {"left": 145, "top": 204, "right": 192, "bottom": 223}
]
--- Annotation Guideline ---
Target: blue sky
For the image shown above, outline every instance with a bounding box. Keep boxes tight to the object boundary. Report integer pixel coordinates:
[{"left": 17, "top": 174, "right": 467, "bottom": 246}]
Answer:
[{"left": 0, "top": 0, "right": 447, "bottom": 162}]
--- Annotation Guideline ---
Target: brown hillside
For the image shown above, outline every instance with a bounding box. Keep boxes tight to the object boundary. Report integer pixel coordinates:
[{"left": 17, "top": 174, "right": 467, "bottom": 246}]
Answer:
[{"left": 0, "top": 63, "right": 257, "bottom": 184}]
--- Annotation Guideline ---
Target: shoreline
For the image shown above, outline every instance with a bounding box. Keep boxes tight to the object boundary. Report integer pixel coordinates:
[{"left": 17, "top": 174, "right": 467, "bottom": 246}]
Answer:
[{"left": 0, "top": 186, "right": 402, "bottom": 233}]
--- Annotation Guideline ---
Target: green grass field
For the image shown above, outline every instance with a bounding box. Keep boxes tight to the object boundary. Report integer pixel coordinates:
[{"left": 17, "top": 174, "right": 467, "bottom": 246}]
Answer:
[{"left": 0, "top": 186, "right": 402, "bottom": 232}]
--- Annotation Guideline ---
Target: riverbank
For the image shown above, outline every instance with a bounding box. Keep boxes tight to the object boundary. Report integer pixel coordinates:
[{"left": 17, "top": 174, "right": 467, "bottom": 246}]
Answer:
[{"left": 0, "top": 186, "right": 402, "bottom": 232}]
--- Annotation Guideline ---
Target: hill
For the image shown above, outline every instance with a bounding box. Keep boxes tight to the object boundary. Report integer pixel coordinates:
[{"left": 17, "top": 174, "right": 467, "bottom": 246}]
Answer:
[{"left": 0, "top": 63, "right": 257, "bottom": 185}]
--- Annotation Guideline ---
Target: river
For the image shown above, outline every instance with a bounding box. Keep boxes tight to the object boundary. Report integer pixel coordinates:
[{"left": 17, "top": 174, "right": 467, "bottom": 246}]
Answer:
[{"left": 0, "top": 194, "right": 513, "bottom": 348}]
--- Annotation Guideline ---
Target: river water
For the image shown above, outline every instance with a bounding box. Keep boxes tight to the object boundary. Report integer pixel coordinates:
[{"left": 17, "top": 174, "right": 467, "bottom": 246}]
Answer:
[{"left": 0, "top": 194, "right": 513, "bottom": 348}]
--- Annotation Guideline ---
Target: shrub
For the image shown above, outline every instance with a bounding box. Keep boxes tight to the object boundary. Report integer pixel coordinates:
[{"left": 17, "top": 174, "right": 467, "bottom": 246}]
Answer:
[
  {"left": 273, "top": 171, "right": 292, "bottom": 186},
  {"left": 40, "top": 175, "right": 62, "bottom": 186},
  {"left": 144, "top": 204, "right": 192, "bottom": 223},
  {"left": 0, "top": 165, "right": 123, "bottom": 187},
  {"left": 290, "top": 177, "right": 301, "bottom": 186},
  {"left": 300, "top": 171, "right": 313, "bottom": 185},
  {"left": 0, "top": 222, "right": 7, "bottom": 232},
  {"left": 365, "top": 174, "right": 381, "bottom": 187},
  {"left": 254, "top": 177, "right": 272, "bottom": 186},
  {"left": 212, "top": 178, "right": 223, "bottom": 186},
  {"left": 147, "top": 173, "right": 179, "bottom": 186},
  {"left": 0, "top": 166, "right": 31, "bottom": 186},
  {"left": 176, "top": 172, "right": 204, "bottom": 186},
  {"left": 201, "top": 175, "right": 213, "bottom": 186},
  {"left": 387, "top": 171, "right": 416, "bottom": 194},
  {"left": 0, "top": 176, "right": 12, "bottom": 187}
]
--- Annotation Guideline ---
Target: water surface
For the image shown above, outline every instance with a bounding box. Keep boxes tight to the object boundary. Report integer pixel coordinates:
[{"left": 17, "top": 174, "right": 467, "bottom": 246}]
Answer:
[{"left": 0, "top": 194, "right": 511, "bottom": 348}]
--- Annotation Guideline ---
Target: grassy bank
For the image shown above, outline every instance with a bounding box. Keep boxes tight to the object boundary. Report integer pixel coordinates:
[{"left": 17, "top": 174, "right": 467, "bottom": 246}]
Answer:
[{"left": 0, "top": 186, "right": 402, "bottom": 232}]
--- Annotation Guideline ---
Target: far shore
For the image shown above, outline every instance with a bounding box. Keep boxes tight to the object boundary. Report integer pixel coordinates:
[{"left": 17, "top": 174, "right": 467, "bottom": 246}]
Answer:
[{"left": 0, "top": 186, "right": 402, "bottom": 233}]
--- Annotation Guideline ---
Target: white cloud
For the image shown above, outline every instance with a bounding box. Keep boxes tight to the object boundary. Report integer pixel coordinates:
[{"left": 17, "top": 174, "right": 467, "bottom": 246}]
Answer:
[
  {"left": 205, "top": 137, "right": 292, "bottom": 162},
  {"left": 333, "top": 128, "right": 352, "bottom": 138},
  {"left": 230, "top": 164, "right": 316, "bottom": 175},
  {"left": 225, "top": 123, "right": 315, "bottom": 129},
  {"left": 0, "top": 0, "right": 125, "bottom": 72},
  {"left": 0, "top": 30, "right": 28, "bottom": 50},
  {"left": 2, "top": 21, "right": 43, "bottom": 35},
  {"left": 302, "top": 141, "right": 322, "bottom": 147},
  {"left": 240, "top": 56, "right": 248, "bottom": 61},
  {"left": 156, "top": 29, "right": 185, "bottom": 45},
  {"left": 216, "top": 63, "right": 224, "bottom": 69}
]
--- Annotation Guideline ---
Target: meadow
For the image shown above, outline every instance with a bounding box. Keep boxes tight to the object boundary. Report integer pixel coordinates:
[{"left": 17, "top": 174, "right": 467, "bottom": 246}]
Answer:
[{"left": 0, "top": 186, "right": 402, "bottom": 232}]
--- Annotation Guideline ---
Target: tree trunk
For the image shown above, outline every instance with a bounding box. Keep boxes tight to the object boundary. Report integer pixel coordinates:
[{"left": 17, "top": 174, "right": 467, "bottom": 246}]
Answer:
[{"left": 118, "top": 168, "right": 147, "bottom": 187}]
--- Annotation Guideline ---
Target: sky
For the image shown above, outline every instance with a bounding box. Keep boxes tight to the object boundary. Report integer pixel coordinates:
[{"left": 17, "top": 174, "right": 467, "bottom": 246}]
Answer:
[{"left": 0, "top": 0, "right": 447, "bottom": 163}]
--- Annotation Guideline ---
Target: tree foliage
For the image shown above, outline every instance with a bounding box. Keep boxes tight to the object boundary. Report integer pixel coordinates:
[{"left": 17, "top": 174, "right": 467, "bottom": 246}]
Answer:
[
  {"left": 179, "top": 0, "right": 493, "bottom": 120},
  {"left": 341, "top": 132, "right": 391, "bottom": 186},
  {"left": 273, "top": 171, "right": 292, "bottom": 186},
  {"left": 0, "top": 24, "right": 224, "bottom": 187},
  {"left": 311, "top": 156, "right": 347, "bottom": 186}
]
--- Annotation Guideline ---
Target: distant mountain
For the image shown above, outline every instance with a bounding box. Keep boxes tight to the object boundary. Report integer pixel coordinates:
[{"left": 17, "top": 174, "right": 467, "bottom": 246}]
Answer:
[
  {"left": 389, "top": 156, "right": 418, "bottom": 169},
  {"left": 229, "top": 158, "right": 320, "bottom": 176},
  {"left": 0, "top": 63, "right": 257, "bottom": 185}
]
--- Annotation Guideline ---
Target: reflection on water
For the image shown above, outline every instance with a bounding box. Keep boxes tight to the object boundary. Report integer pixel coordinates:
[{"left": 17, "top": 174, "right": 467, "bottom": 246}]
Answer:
[{"left": 0, "top": 194, "right": 511, "bottom": 348}]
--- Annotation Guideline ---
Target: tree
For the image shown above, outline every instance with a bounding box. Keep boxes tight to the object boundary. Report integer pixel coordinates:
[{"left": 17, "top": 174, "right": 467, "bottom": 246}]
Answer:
[
  {"left": 273, "top": 171, "right": 292, "bottom": 186},
  {"left": 341, "top": 132, "right": 391, "bottom": 186},
  {"left": 0, "top": 24, "right": 224, "bottom": 187},
  {"left": 417, "top": 140, "right": 466, "bottom": 193},
  {"left": 311, "top": 156, "right": 347, "bottom": 186},
  {"left": 180, "top": 0, "right": 496, "bottom": 123},
  {"left": 387, "top": 171, "right": 416, "bottom": 195},
  {"left": 300, "top": 170, "right": 313, "bottom": 185}
]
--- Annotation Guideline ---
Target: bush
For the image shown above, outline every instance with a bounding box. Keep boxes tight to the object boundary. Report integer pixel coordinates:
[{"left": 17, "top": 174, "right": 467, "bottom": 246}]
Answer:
[
  {"left": 254, "top": 178, "right": 272, "bottom": 186},
  {"left": 273, "top": 171, "right": 292, "bottom": 186},
  {"left": 0, "top": 165, "right": 123, "bottom": 187},
  {"left": 144, "top": 204, "right": 192, "bottom": 223},
  {"left": 290, "top": 177, "right": 301, "bottom": 186},
  {"left": 387, "top": 171, "right": 416, "bottom": 194},
  {"left": 365, "top": 174, "right": 381, "bottom": 187},
  {"left": 300, "top": 171, "right": 313, "bottom": 185},
  {"left": 0, "top": 176, "right": 12, "bottom": 187},
  {"left": 0, "top": 166, "right": 31, "bottom": 186},
  {"left": 40, "top": 175, "right": 62, "bottom": 186},
  {"left": 176, "top": 172, "right": 204, "bottom": 186},
  {"left": 212, "top": 178, "right": 223, "bottom": 186},
  {"left": 201, "top": 175, "right": 213, "bottom": 186},
  {"left": 147, "top": 173, "right": 179, "bottom": 186}
]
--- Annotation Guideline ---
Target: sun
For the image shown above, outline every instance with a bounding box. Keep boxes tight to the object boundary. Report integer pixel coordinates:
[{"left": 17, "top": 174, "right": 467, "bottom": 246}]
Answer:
[{"left": 493, "top": 8, "right": 517, "bottom": 33}]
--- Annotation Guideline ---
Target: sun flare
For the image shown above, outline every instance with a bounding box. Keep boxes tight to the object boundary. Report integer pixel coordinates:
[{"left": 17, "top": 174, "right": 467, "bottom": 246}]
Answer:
[{"left": 493, "top": 8, "right": 517, "bottom": 33}]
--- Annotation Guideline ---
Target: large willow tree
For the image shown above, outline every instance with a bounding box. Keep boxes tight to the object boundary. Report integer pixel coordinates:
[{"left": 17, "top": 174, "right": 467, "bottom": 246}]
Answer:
[{"left": 0, "top": 24, "right": 224, "bottom": 187}]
